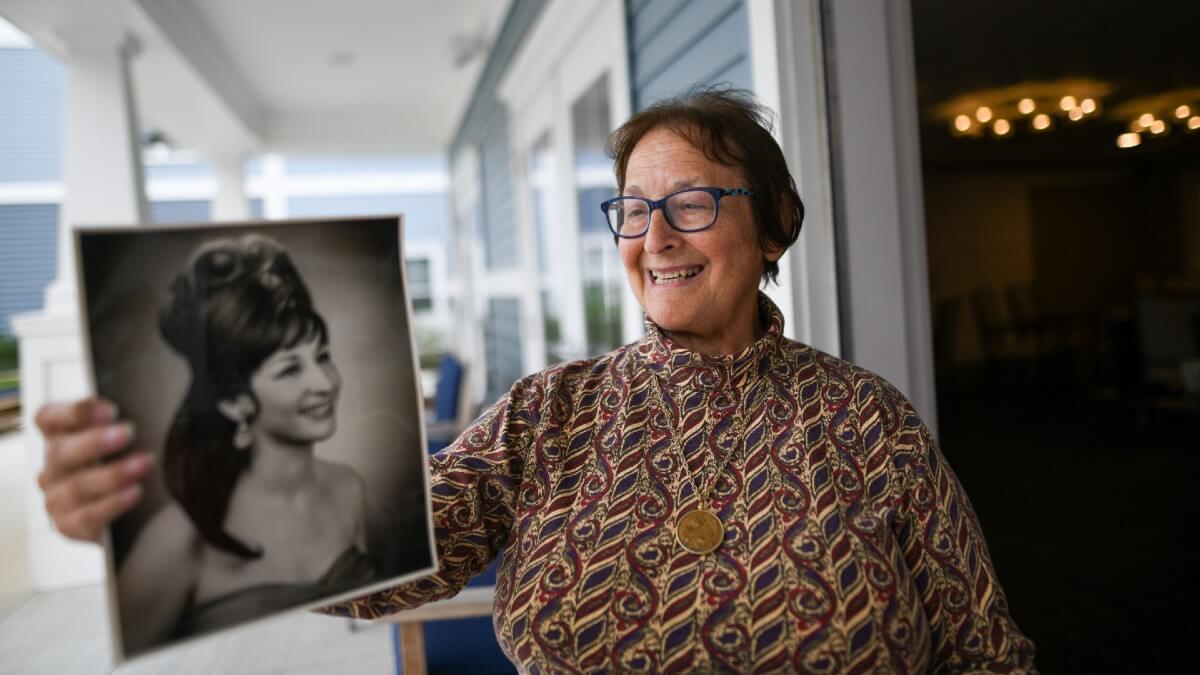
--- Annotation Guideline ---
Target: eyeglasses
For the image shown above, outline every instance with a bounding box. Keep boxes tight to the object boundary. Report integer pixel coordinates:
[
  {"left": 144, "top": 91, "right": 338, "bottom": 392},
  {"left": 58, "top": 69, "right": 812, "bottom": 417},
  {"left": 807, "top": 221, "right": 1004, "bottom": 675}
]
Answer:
[{"left": 600, "top": 187, "right": 754, "bottom": 238}]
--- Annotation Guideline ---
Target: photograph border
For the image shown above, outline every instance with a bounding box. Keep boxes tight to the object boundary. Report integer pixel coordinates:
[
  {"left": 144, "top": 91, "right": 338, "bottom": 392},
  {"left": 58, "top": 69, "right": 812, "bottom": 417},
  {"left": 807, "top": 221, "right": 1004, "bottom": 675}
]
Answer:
[{"left": 71, "top": 214, "right": 439, "bottom": 664}]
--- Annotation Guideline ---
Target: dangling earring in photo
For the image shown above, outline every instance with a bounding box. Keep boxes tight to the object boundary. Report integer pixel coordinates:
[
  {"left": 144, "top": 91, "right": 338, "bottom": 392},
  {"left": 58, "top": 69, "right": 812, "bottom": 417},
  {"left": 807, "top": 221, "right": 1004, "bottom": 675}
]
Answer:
[{"left": 233, "top": 419, "right": 253, "bottom": 450}]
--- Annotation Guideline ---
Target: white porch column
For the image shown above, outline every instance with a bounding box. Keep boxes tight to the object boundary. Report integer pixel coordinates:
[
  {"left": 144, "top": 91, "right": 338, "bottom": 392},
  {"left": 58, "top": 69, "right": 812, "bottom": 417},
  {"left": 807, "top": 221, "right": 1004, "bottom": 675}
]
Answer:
[
  {"left": 211, "top": 152, "right": 250, "bottom": 221},
  {"left": 12, "top": 31, "right": 148, "bottom": 590}
]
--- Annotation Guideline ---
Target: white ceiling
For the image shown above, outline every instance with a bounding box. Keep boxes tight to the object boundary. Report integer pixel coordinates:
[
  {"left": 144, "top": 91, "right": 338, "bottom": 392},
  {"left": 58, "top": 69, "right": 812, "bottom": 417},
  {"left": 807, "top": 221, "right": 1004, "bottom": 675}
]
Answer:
[
  {"left": 182, "top": 0, "right": 509, "bottom": 152},
  {"left": 0, "top": 0, "right": 511, "bottom": 157}
]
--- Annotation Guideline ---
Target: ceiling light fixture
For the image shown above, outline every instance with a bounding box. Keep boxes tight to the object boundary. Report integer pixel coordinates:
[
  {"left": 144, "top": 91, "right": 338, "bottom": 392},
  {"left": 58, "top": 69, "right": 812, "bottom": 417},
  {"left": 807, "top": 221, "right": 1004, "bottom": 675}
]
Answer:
[
  {"left": 1032, "top": 113, "right": 1051, "bottom": 131},
  {"left": 1138, "top": 113, "right": 1155, "bottom": 128},
  {"left": 1176, "top": 104, "right": 1192, "bottom": 119},
  {"left": 975, "top": 106, "right": 993, "bottom": 123},
  {"left": 954, "top": 114, "right": 972, "bottom": 133},
  {"left": 1018, "top": 98, "right": 1036, "bottom": 115},
  {"left": 1060, "top": 95, "right": 1077, "bottom": 111},
  {"left": 993, "top": 119, "right": 1011, "bottom": 136},
  {"left": 1080, "top": 98, "right": 1096, "bottom": 114},
  {"left": 1068, "top": 107, "right": 1084, "bottom": 122},
  {"left": 1150, "top": 120, "right": 1167, "bottom": 134},
  {"left": 329, "top": 49, "right": 356, "bottom": 67},
  {"left": 1116, "top": 132, "right": 1141, "bottom": 148}
]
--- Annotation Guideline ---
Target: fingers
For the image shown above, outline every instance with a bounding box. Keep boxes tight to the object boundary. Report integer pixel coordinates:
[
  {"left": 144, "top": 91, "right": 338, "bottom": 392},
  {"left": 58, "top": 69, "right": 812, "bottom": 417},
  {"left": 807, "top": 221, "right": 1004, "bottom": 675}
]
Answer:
[
  {"left": 56, "top": 484, "right": 144, "bottom": 544},
  {"left": 39, "top": 421, "right": 135, "bottom": 488},
  {"left": 34, "top": 397, "right": 147, "bottom": 544},
  {"left": 35, "top": 398, "right": 118, "bottom": 435},
  {"left": 44, "top": 452, "right": 153, "bottom": 521}
]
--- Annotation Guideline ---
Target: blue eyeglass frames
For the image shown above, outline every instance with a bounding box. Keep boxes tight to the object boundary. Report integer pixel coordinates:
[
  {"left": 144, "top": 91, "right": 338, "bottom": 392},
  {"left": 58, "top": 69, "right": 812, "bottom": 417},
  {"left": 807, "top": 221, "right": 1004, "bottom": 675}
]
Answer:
[{"left": 600, "top": 187, "right": 755, "bottom": 238}]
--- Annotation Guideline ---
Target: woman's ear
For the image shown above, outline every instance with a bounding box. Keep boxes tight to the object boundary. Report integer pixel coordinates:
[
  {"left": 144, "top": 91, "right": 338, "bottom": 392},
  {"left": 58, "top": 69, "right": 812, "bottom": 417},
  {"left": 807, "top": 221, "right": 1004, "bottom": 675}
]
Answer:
[
  {"left": 762, "top": 231, "right": 786, "bottom": 263},
  {"left": 764, "top": 242, "right": 786, "bottom": 263},
  {"left": 761, "top": 194, "right": 795, "bottom": 264},
  {"left": 216, "top": 394, "right": 255, "bottom": 424}
]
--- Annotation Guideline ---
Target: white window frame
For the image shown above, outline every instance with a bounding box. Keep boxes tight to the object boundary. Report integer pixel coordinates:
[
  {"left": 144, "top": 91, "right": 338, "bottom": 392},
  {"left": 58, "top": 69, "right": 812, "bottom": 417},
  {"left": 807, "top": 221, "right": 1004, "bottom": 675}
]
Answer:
[{"left": 817, "top": 0, "right": 938, "bottom": 433}]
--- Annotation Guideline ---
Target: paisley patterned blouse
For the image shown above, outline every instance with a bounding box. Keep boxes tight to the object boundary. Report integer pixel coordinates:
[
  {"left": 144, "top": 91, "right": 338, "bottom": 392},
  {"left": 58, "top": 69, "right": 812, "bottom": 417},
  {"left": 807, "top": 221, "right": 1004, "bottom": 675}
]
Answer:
[{"left": 326, "top": 295, "right": 1035, "bottom": 673}]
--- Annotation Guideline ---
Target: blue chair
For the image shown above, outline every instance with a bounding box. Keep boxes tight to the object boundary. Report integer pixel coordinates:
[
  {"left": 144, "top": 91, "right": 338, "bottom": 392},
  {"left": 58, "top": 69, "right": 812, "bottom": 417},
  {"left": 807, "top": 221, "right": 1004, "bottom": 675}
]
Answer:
[{"left": 426, "top": 353, "right": 469, "bottom": 454}]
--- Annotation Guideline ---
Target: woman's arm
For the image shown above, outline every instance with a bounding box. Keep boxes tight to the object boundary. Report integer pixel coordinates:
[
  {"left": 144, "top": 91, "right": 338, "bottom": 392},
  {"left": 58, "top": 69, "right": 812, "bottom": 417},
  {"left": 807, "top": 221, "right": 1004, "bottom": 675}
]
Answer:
[
  {"left": 874, "top": 379, "right": 1036, "bottom": 673},
  {"left": 318, "top": 375, "right": 538, "bottom": 619},
  {"left": 116, "top": 501, "right": 200, "bottom": 651}
]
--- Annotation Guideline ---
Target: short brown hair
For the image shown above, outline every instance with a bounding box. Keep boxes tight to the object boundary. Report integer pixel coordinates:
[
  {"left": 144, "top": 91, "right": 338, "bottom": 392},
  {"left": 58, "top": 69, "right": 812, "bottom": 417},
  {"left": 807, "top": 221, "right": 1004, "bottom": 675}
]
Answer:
[{"left": 606, "top": 86, "right": 804, "bottom": 285}]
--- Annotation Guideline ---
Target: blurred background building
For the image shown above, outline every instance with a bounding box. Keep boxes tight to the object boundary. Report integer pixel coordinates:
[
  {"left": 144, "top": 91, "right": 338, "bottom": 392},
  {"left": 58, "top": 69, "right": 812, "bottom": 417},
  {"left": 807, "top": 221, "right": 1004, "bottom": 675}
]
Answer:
[{"left": 1, "top": 0, "right": 1196, "bottom": 672}]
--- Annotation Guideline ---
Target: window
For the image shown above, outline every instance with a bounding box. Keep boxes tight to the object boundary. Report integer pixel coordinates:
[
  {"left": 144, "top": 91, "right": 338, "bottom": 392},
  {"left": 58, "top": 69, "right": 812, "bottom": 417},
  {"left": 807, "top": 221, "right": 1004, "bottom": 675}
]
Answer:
[{"left": 407, "top": 258, "right": 433, "bottom": 312}]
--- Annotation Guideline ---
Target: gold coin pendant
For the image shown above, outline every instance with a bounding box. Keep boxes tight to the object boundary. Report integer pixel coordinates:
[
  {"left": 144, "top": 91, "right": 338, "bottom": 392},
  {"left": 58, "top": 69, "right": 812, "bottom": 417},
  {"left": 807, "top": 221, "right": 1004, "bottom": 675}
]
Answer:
[{"left": 675, "top": 509, "right": 723, "bottom": 555}]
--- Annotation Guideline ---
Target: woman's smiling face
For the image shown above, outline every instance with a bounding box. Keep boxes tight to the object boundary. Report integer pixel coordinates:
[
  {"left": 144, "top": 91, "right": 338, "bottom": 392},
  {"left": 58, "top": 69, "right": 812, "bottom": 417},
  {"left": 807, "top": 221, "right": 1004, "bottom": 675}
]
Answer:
[
  {"left": 618, "top": 126, "right": 781, "bottom": 354},
  {"left": 248, "top": 336, "right": 341, "bottom": 445}
]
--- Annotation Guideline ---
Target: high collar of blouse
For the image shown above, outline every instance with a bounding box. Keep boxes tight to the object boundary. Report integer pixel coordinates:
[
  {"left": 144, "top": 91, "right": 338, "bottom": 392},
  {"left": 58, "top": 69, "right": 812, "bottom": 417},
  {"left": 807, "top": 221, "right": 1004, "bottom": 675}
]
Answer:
[{"left": 633, "top": 292, "right": 786, "bottom": 391}]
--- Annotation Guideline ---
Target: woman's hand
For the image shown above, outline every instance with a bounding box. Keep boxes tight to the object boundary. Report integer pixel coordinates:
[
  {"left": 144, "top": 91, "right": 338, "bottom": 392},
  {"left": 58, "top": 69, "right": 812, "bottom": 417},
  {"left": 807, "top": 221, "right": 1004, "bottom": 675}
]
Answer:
[{"left": 34, "top": 398, "right": 153, "bottom": 543}]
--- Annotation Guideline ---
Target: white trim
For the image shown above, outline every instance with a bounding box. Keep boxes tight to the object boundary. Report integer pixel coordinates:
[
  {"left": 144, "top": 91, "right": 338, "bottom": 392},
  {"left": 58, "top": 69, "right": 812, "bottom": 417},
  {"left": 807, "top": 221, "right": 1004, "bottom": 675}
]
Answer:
[
  {"left": 885, "top": 0, "right": 938, "bottom": 434},
  {"left": 239, "top": 171, "right": 449, "bottom": 200},
  {"left": 144, "top": 178, "right": 216, "bottom": 201},
  {"left": 822, "top": 0, "right": 938, "bottom": 433},
  {"left": 747, "top": 0, "right": 796, "bottom": 340},
  {"left": 510, "top": 133, "right": 550, "bottom": 373},
  {"left": 0, "top": 182, "right": 65, "bottom": 204},
  {"left": 0, "top": 170, "right": 449, "bottom": 205},
  {"left": 574, "top": 165, "right": 615, "bottom": 188},
  {"left": 259, "top": 153, "right": 288, "bottom": 219},
  {"left": 449, "top": 145, "right": 487, "bottom": 404},
  {"left": 0, "top": 16, "right": 33, "bottom": 48},
  {"left": 771, "top": 0, "right": 841, "bottom": 355}
]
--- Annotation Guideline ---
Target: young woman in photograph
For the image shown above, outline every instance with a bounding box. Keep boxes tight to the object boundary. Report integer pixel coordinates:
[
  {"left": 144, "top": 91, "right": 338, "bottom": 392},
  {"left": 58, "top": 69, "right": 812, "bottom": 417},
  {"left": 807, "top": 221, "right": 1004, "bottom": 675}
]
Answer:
[{"left": 112, "top": 234, "right": 373, "bottom": 649}]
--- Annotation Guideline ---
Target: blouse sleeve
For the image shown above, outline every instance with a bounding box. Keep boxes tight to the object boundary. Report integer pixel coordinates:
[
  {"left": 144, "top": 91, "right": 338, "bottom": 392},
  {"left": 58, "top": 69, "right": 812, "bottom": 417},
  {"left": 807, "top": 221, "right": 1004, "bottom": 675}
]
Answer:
[
  {"left": 318, "top": 375, "right": 539, "bottom": 619},
  {"left": 880, "top": 381, "right": 1037, "bottom": 674}
]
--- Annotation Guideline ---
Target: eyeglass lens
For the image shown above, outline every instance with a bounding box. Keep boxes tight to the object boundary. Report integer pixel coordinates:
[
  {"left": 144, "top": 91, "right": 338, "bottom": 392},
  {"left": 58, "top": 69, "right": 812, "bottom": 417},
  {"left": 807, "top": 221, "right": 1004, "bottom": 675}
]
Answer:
[{"left": 606, "top": 189, "right": 717, "bottom": 235}]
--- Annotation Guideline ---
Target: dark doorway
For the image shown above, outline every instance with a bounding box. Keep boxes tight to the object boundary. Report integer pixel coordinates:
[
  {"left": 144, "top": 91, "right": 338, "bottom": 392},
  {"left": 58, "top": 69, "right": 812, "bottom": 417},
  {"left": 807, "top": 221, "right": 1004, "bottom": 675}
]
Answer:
[{"left": 913, "top": 1, "right": 1200, "bottom": 672}]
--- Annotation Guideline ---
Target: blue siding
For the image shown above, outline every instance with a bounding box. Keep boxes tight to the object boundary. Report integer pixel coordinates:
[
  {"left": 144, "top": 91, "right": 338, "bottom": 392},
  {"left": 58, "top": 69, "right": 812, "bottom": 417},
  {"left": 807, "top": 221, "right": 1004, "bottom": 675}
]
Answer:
[
  {"left": 0, "top": 204, "right": 58, "bottom": 335},
  {"left": 287, "top": 193, "right": 450, "bottom": 244},
  {"left": 150, "top": 200, "right": 210, "bottom": 224},
  {"left": 0, "top": 48, "right": 64, "bottom": 182},
  {"left": 478, "top": 112, "right": 519, "bottom": 268},
  {"left": 627, "top": 0, "right": 751, "bottom": 109},
  {"left": 450, "top": 0, "right": 547, "bottom": 272}
]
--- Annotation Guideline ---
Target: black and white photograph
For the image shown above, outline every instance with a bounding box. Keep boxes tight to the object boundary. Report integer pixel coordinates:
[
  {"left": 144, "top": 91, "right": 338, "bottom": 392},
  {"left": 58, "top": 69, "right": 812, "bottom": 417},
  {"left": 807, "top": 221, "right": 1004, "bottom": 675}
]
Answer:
[{"left": 73, "top": 216, "right": 436, "bottom": 661}]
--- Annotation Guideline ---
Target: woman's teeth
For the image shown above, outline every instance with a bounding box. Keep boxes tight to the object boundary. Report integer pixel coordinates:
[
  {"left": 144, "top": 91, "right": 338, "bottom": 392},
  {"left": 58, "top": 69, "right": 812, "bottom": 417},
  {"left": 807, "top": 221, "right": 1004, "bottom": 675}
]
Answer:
[
  {"left": 301, "top": 402, "right": 333, "bottom": 417},
  {"left": 651, "top": 266, "right": 702, "bottom": 283}
]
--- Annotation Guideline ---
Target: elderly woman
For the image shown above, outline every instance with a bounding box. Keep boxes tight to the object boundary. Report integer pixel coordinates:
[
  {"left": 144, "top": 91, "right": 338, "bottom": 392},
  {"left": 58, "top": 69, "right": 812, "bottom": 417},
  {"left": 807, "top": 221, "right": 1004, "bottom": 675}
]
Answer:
[{"left": 36, "top": 88, "right": 1034, "bottom": 672}]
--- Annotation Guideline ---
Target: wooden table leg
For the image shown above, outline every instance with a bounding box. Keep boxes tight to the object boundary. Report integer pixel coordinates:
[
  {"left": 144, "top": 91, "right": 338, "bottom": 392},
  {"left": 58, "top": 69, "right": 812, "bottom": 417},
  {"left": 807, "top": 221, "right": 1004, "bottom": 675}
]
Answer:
[{"left": 397, "top": 622, "right": 427, "bottom": 675}]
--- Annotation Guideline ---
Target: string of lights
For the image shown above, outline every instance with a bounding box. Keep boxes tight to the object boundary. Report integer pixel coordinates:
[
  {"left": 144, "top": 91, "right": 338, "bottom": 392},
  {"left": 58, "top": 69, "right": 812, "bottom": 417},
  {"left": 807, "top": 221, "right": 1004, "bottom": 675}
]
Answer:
[{"left": 942, "top": 85, "right": 1199, "bottom": 148}]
